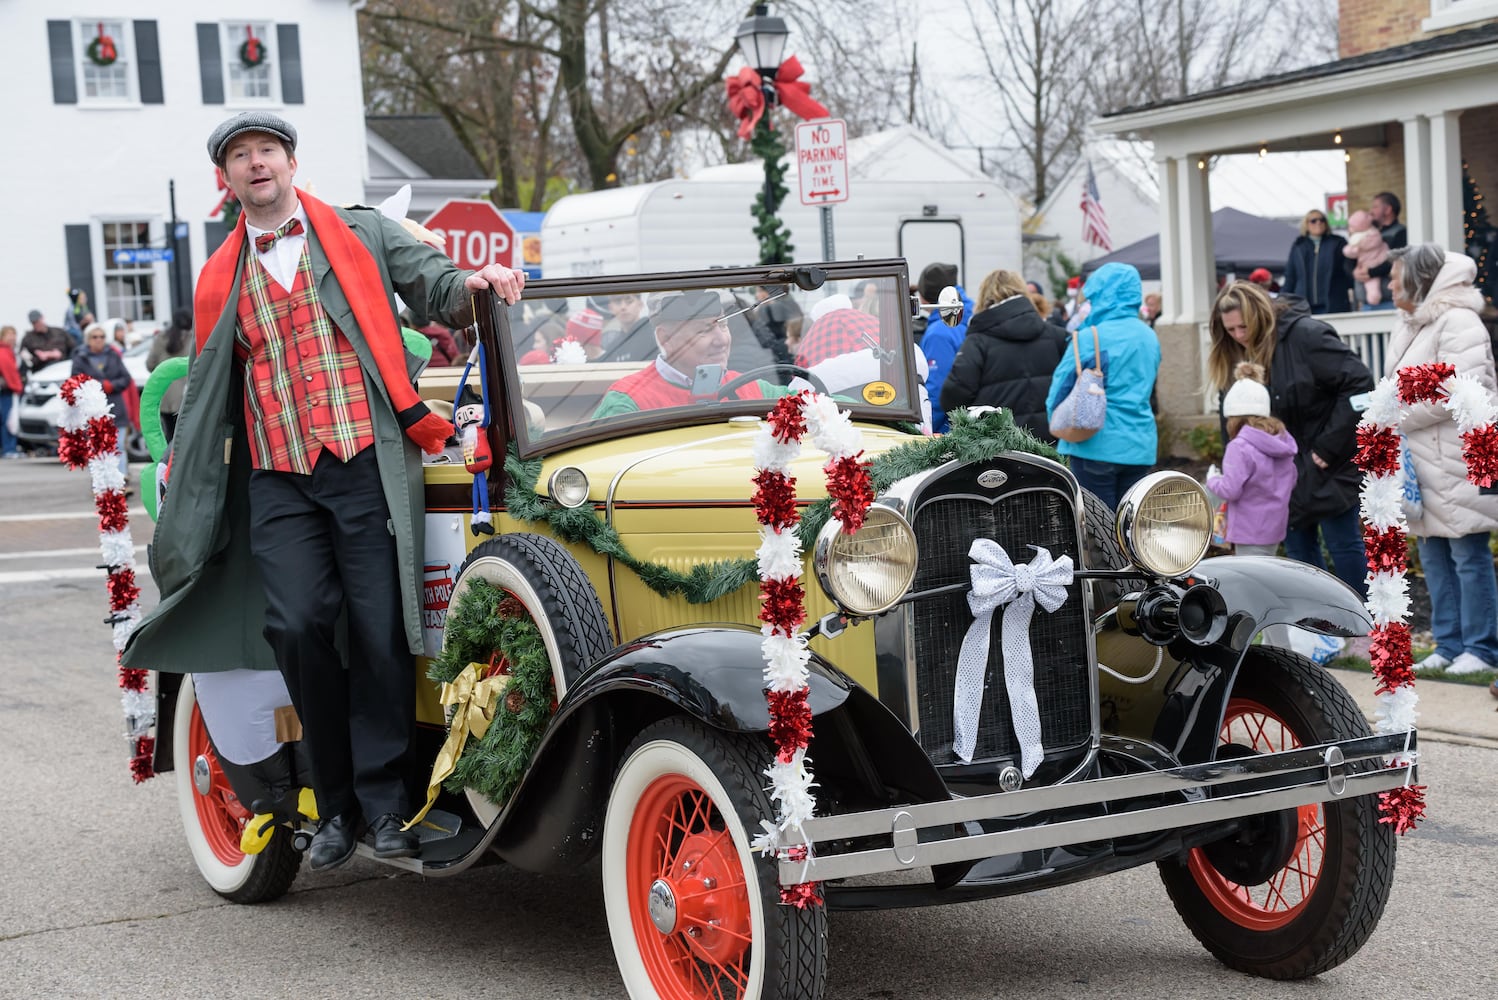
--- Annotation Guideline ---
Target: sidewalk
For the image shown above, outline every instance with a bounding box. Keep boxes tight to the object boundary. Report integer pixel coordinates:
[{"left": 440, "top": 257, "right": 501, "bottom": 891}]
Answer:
[{"left": 1332, "top": 666, "right": 1498, "bottom": 749}]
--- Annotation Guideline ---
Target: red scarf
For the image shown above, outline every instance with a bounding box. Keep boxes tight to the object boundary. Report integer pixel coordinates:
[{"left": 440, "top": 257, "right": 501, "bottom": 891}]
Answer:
[{"left": 194, "top": 189, "right": 451, "bottom": 454}]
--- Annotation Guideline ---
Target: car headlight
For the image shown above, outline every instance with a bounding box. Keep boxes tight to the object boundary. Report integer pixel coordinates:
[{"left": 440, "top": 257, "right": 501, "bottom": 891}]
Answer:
[
  {"left": 547, "top": 466, "right": 590, "bottom": 508},
  {"left": 813, "top": 505, "right": 918, "bottom": 616},
  {"left": 1115, "top": 472, "right": 1211, "bottom": 577}
]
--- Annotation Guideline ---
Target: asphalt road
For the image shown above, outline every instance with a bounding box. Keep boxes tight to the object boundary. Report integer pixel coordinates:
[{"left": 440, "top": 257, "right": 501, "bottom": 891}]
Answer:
[{"left": 3, "top": 457, "right": 1496, "bottom": 999}]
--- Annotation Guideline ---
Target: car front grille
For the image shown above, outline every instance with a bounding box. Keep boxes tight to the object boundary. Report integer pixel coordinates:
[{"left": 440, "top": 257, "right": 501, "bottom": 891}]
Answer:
[{"left": 907, "top": 467, "right": 1092, "bottom": 767}]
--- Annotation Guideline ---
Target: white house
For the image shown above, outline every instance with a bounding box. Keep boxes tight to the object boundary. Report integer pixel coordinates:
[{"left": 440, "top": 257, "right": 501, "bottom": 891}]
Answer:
[
  {"left": 2, "top": 1, "right": 369, "bottom": 330},
  {"left": 1034, "top": 139, "right": 1347, "bottom": 273},
  {"left": 366, "top": 114, "right": 496, "bottom": 217}
]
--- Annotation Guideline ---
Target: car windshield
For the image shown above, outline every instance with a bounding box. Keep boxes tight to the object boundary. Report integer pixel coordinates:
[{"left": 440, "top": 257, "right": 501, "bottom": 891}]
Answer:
[{"left": 488, "top": 263, "right": 922, "bottom": 455}]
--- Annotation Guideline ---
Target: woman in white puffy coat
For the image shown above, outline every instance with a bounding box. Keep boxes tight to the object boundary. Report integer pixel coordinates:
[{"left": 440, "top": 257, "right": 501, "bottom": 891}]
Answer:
[{"left": 1385, "top": 244, "right": 1498, "bottom": 675}]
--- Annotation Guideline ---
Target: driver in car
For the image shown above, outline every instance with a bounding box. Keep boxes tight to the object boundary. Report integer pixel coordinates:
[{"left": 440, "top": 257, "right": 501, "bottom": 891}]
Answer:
[{"left": 593, "top": 290, "right": 788, "bottom": 417}]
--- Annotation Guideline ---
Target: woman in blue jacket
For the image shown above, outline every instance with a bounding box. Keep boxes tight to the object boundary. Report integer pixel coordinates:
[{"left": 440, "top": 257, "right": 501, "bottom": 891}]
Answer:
[{"left": 1044, "top": 263, "right": 1161, "bottom": 509}]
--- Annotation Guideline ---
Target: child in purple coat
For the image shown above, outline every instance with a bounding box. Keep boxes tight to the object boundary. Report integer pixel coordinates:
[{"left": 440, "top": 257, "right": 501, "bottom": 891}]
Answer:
[{"left": 1206, "top": 362, "right": 1298, "bottom": 556}]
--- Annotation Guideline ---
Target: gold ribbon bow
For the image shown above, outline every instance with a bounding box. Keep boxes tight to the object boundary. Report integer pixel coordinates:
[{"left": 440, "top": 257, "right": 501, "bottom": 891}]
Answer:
[{"left": 404, "top": 662, "right": 510, "bottom": 830}]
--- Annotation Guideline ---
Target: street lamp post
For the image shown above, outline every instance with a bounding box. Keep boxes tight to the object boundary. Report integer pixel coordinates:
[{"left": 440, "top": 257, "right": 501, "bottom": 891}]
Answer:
[{"left": 736, "top": 4, "right": 794, "bottom": 265}]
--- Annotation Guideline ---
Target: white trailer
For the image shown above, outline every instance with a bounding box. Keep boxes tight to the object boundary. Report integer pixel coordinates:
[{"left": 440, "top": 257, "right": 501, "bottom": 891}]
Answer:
[{"left": 540, "top": 126, "right": 1023, "bottom": 288}]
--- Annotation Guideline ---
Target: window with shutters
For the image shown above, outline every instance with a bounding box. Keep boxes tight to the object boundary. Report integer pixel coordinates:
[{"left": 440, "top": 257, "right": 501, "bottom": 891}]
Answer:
[
  {"left": 76, "top": 19, "right": 135, "bottom": 103},
  {"left": 100, "top": 221, "right": 157, "bottom": 322},
  {"left": 222, "top": 22, "right": 279, "bottom": 103}
]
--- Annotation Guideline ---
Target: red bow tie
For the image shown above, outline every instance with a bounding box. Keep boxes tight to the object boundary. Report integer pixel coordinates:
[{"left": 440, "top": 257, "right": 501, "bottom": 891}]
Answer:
[{"left": 254, "top": 218, "right": 304, "bottom": 254}]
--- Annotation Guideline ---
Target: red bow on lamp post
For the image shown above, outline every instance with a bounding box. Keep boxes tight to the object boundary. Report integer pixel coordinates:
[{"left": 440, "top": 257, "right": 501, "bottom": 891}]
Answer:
[{"left": 725, "top": 56, "right": 829, "bottom": 140}]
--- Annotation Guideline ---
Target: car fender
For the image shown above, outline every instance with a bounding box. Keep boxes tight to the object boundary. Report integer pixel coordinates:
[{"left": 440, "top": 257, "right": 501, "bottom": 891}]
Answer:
[
  {"left": 490, "top": 624, "right": 946, "bottom": 873},
  {"left": 1137, "top": 555, "right": 1372, "bottom": 765}
]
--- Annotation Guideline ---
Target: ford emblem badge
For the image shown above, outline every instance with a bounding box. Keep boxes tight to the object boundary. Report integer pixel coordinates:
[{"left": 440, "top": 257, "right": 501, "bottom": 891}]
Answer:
[{"left": 977, "top": 469, "right": 1008, "bottom": 489}]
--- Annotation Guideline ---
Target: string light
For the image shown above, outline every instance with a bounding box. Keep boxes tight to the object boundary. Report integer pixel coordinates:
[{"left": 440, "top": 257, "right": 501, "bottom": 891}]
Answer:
[
  {"left": 1197, "top": 158, "right": 1206, "bottom": 170},
  {"left": 1344, "top": 150, "right": 1352, "bottom": 163},
  {"left": 1259, "top": 144, "right": 1268, "bottom": 159},
  {"left": 1334, "top": 130, "right": 1343, "bottom": 145}
]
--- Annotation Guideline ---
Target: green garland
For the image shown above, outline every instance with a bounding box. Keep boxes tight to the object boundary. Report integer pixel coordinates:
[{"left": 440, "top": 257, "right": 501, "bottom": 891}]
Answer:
[
  {"left": 751, "top": 117, "right": 794, "bottom": 265},
  {"left": 429, "top": 580, "right": 555, "bottom": 808},
  {"left": 502, "top": 407, "right": 1057, "bottom": 606}
]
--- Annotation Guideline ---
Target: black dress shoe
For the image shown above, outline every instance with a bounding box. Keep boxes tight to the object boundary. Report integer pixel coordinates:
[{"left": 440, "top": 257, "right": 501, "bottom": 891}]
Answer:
[
  {"left": 369, "top": 813, "right": 419, "bottom": 859},
  {"left": 308, "top": 814, "right": 358, "bottom": 871}
]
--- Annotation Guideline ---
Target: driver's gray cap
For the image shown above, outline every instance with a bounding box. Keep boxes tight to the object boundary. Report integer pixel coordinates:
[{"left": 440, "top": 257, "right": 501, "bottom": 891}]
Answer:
[{"left": 207, "top": 112, "right": 298, "bottom": 166}]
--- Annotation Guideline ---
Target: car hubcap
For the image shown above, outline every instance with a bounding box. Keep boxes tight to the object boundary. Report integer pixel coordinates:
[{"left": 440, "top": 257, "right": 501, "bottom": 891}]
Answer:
[
  {"left": 193, "top": 755, "right": 213, "bottom": 796},
  {"left": 648, "top": 878, "right": 678, "bottom": 934}
]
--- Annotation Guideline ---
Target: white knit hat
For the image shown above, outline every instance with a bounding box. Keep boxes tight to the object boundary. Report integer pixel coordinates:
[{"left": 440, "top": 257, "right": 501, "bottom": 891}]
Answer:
[{"left": 1222, "top": 361, "right": 1271, "bottom": 418}]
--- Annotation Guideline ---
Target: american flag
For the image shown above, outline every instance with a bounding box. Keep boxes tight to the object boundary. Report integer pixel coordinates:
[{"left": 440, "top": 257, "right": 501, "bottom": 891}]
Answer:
[{"left": 1081, "top": 162, "right": 1112, "bottom": 251}]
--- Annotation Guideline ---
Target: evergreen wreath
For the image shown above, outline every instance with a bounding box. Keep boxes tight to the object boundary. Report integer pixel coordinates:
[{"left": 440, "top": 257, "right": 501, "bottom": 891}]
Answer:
[
  {"left": 502, "top": 407, "right": 1058, "bottom": 606},
  {"left": 86, "top": 31, "right": 118, "bottom": 68},
  {"left": 239, "top": 35, "right": 268, "bottom": 70},
  {"left": 427, "top": 580, "right": 556, "bottom": 809}
]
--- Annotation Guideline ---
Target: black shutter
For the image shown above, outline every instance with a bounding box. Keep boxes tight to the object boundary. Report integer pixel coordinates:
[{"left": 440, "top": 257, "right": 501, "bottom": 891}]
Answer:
[
  {"left": 64, "top": 225, "right": 94, "bottom": 308},
  {"left": 277, "top": 25, "right": 303, "bottom": 104},
  {"left": 197, "top": 23, "right": 223, "bottom": 104},
  {"left": 134, "top": 21, "right": 163, "bottom": 104},
  {"left": 203, "top": 221, "right": 231, "bottom": 260},
  {"left": 48, "top": 21, "right": 77, "bottom": 105}
]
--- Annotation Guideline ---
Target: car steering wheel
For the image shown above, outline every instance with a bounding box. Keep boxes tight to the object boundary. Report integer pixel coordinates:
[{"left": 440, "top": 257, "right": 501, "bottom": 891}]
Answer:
[{"left": 714, "top": 365, "right": 829, "bottom": 400}]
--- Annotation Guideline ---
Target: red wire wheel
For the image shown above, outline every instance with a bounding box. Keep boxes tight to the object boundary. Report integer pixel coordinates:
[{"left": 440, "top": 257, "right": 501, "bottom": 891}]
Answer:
[
  {"left": 626, "top": 774, "right": 755, "bottom": 996},
  {"left": 1184, "top": 696, "right": 1324, "bottom": 930},
  {"left": 1157, "top": 645, "right": 1398, "bottom": 980},
  {"left": 189, "top": 703, "right": 254, "bottom": 866},
  {"left": 172, "top": 677, "right": 301, "bottom": 903},
  {"left": 603, "top": 717, "right": 827, "bottom": 999}
]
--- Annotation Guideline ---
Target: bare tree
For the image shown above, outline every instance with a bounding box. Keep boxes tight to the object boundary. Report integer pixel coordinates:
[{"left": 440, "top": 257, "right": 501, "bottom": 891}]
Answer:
[{"left": 964, "top": 0, "right": 1098, "bottom": 206}]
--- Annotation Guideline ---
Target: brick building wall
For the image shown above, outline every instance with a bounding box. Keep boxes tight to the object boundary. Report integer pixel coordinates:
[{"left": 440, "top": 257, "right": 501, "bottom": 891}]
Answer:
[{"left": 1339, "top": 0, "right": 1429, "bottom": 57}]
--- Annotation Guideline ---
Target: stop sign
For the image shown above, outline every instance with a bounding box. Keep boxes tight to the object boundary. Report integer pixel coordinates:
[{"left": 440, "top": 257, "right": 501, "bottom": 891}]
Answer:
[{"left": 421, "top": 199, "right": 515, "bottom": 270}]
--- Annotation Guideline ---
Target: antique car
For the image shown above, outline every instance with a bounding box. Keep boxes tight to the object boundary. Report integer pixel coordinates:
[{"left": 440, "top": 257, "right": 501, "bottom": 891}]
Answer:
[{"left": 144, "top": 259, "right": 1412, "bottom": 999}]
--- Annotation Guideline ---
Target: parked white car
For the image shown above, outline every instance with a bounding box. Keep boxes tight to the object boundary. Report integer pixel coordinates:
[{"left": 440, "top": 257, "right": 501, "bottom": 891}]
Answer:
[{"left": 17, "top": 323, "right": 159, "bottom": 461}]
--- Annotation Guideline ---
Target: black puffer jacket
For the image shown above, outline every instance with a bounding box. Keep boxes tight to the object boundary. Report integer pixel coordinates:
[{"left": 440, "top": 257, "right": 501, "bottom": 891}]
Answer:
[
  {"left": 940, "top": 294, "right": 1068, "bottom": 441},
  {"left": 1218, "top": 296, "right": 1373, "bottom": 526}
]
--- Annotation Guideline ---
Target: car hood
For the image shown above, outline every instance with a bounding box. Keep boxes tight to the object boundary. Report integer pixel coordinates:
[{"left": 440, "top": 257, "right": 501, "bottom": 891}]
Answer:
[
  {"left": 537, "top": 422, "right": 920, "bottom": 506},
  {"left": 28, "top": 352, "right": 151, "bottom": 389}
]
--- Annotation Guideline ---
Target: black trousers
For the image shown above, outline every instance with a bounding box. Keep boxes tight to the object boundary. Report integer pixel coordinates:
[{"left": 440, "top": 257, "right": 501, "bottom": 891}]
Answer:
[{"left": 248, "top": 447, "right": 414, "bottom": 822}]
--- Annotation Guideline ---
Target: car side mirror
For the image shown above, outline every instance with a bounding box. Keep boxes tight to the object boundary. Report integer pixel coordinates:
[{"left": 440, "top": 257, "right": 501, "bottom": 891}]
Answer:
[
  {"left": 767, "top": 266, "right": 827, "bottom": 291},
  {"left": 937, "top": 286, "right": 964, "bottom": 325}
]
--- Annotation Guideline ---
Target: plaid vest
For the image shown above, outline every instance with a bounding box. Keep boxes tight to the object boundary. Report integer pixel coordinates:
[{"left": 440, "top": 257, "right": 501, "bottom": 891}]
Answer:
[{"left": 235, "top": 246, "right": 375, "bottom": 473}]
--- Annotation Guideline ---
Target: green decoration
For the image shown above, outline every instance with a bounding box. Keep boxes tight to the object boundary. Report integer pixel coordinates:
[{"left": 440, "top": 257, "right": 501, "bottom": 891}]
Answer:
[
  {"left": 238, "top": 35, "right": 268, "bottom": 70},
  {"left": 1462, "top": 160, "right": 1497, "bottom": 301},
  {"left": 86, "top": 33, "right": 118, "bottom": 68},
  {"left": 428, "top": 581, "right": 555, "bottom": 808},
  {"left": 221, "top": 194, "right": 242, "bottom": 229},
  {"left": 751, "top": 117, "right": 794, "bottom": 265},
  {"left": 502, "top": 407, "right": 1058, "bottom": 605}
]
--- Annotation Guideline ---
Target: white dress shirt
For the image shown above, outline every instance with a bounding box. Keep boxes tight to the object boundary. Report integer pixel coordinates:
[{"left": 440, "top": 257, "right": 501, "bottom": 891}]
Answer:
[{"left": 243, "top": 201, "right": 309, "bottom": 293}]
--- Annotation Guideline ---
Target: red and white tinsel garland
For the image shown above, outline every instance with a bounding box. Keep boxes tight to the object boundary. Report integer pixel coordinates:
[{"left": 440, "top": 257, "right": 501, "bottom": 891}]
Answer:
[
  {"left": 749, "top": 390, "right": 874, "bottom": 908},
  {"left": 1351, "top": 361, "right": 1498, "bottom": 834},
  {"left": 58, "top": 374, "right": 154, "bottom": 782}
]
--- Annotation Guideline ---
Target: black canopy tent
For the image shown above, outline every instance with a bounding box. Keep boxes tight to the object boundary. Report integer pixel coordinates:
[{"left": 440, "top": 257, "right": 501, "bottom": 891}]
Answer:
[{"left": 1079, "top": 207, "right": 1299, "bottom": 280}]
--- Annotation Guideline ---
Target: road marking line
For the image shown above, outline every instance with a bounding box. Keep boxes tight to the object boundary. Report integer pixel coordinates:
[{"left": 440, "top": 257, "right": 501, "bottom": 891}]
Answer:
[
  {"left": 0, "top": 509, "right": 149, "bottom": 523},
  {"left": 0, "top": 545, "right": 149, "bottom": 561},
  {"left": 0, "top": 566, "right": 153, "bottom": 585}
]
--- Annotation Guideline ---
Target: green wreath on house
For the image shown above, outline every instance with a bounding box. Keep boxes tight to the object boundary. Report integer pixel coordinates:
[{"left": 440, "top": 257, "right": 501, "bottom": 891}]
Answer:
[
  {"left": 86, "top": 34, "right": 118, "bottom": 67},
  {"left": 238, "top": 36, "right": 269, "bottom": 70}
]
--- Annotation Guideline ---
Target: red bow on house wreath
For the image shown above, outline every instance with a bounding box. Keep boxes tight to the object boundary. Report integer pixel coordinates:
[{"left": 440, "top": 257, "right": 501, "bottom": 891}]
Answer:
[{"left": 725, "top": 55, "right": 830, "bottom": 140}]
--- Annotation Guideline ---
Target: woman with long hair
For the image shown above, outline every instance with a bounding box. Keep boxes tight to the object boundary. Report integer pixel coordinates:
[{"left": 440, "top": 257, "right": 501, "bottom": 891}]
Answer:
[
  {"left": 941, "top": 268, "right": 1067, "bottom": 441},
  {"left": 1207, "top": 281, "right": 1373, "bottom": 596},
  {"left": 1385, "top": 244, "right": 1498, "bottom": 675}
]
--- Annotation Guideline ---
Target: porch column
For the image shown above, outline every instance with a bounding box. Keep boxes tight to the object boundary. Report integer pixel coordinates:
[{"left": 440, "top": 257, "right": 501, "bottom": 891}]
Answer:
[
  {"left": 1178, "top": 153, "right": 1214, "bottom": 323},
  {"left": 1430, "top": 110, "right": 1464, "bottom": 251},
  {"left": 1157, "top": 157, "right": 1183, "bottom": 323},
  {"left": 1402, "top": 116, "right": 1432, "bottom": 243}
]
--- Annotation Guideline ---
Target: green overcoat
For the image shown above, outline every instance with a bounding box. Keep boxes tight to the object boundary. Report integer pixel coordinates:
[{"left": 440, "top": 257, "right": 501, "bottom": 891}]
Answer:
[{"left": 121, "top": 207, "right": 474, "bottom": 674}]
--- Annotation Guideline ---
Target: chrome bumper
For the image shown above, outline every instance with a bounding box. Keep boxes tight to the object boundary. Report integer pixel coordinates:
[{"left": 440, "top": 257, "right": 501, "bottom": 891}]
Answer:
[{"left": 779, "top": 731, "right": 1416, "bottom": 884}]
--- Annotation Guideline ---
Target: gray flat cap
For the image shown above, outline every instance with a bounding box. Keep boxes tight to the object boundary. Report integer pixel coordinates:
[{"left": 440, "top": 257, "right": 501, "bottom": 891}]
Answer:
[{"left": 207, "top": 111, "right": 297, "bottom": 165}]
